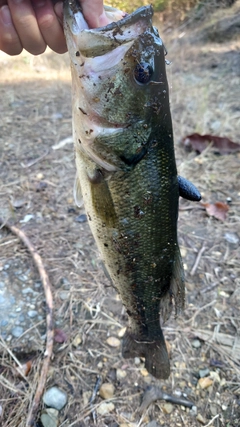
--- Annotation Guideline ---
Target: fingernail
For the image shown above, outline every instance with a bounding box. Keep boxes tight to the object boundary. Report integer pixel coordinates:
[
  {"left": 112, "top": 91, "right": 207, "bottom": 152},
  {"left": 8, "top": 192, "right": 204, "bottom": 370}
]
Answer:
[
  {"left": 34, "top": 0, "right": 46, "bottom": 8},
  {"left": 54, "top": 1, "right": 63, "bottom": 20},
  {"left": 0, "top": 5, "right": 12, "bottom": 26}
]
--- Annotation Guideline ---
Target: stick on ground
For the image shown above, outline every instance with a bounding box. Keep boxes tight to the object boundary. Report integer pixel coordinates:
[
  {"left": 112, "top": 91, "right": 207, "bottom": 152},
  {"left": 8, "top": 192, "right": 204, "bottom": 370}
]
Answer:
[
  {"left": 0, "top": 217, "right": 54, "bottom": 427},
  {"left": 140, "top": 385, "right": 195, "bottom": 412}
]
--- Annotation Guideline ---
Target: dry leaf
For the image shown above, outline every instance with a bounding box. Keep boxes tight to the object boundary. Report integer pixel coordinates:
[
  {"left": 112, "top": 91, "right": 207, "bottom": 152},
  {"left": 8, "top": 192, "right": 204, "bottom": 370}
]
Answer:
[
  {"left": 182, "top": 133, "right": 240, "bottom": 154},
  {"left": 15, "top": 360, "right": 33, "bottom": 378},
  {"left": 201, "top": 201, "right": 229, "bottom": 221}
]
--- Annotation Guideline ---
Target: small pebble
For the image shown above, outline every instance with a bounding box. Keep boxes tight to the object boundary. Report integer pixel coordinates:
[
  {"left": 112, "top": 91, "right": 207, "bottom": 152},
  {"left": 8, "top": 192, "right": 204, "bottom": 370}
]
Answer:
[
  {"left": 40, "top": 408, "right": 59, "bottom": 427},
  {"left": 0, "top": 295, "right": 6, "bottom": 304},
  {"left": 210, "top": 404, "right": 218, "bottom": 416},
  {"left": 199, "top": 368, "right": 210, "bottom": 378},
  {"left": 140, "top": 368, "right": 149, "bottom": 377},
  {"left": 106, "top": 337, "right": 121, "bottom": 347},
  {"left": 192, "top": 339, "right": 201, "bottom": 349},
  {"left": 72, "top": 334, "right": 82, "bottom": 347},
  {"left": 36, "top": 173, "right": 44, "bottom": 180},
  {"left": 146, "top": 422, "right": 160, "bottom": 427},
  {"left": 1, "top": 320, "right": 8, "bottom": 326},
  {"left": 196, "top": 413, "right": 206, "bottom": 424},
  {"left": 99, "top": 383, "right": 115, "bottom": 400},
  {"left": 162, "top": 403, "right": 174, "bottom": 414},
  {"left": 43, "top": 386, "right": 68, "bottom": 410},
  {"left": 134, "top": 357, "right": 141, "bottom": 365},
  {"left": 118, "top": 327, "right": 126, "bottom": 338},
  {"left": 27, "top": 310, "right": 38, "bottom": 318},
  {"left": 198, "top": 377, "right": 213, "bottom": 389},
  {"left": 11, "top": 326, "right": 24, "bottom": 338},
  {"left": 22, "top": 287, "right": 34, "bottom": 294},
  {"left": 190, "top": 405, "right": 197, "bottom": 416},
  {"left": 209, "top": 371, "right": 221, "bottom": 382},
  {"left": 97, "top": 402, "right": 115, "bottom": 415},
  {"left": 75, "top": 214, "right": 87, "bottom": 223},
  {"left": 224, "top": 232, "right": 239, "bottom": 245},
  {"left": 116, "top": 369, "right": 127, "bottom": 380},
  {"left": 59, "top": 291, "right": 69, "bottom": 301}
]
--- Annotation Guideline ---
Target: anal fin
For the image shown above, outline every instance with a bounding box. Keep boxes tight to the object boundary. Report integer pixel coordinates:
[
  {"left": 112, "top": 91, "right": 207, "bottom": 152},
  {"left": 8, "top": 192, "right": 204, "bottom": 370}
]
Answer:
[{"left": 160, "top": 247, "right": 185, "bottom": 322}]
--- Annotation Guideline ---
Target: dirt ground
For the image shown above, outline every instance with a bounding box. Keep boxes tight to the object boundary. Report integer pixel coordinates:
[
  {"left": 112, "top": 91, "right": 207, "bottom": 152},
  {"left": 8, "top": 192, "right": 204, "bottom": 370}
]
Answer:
[{"left": 0, "top": 2, "right": 240, "bottom": 426}]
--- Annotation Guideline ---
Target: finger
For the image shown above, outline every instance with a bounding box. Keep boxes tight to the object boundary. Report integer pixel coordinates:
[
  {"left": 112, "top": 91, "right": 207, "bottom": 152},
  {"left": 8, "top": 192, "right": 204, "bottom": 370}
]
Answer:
[
  {"left": 33, "top": 0, "right": 67, "bottom": 54},
  {"left": 79, "top": 0, "right": 110, "bottom": 28},
  {"left": 0, "top": 5, "right": 23, "bottom": 55},
  {"left": 7, "top": 0, "right": 46, "bottom": 55}
]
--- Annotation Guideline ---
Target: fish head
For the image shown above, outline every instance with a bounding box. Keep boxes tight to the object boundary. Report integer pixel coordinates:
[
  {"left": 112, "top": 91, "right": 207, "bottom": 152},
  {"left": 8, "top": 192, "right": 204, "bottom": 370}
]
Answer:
[{"left": 64, "top": 0, "right": 170, "bottom": 171}]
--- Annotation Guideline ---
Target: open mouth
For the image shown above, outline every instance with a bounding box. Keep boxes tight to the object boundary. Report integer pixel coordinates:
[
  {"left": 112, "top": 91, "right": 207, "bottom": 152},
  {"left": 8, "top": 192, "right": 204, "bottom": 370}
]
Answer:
[{"left": 63, "top": 0, "right": 154, "bottom": 57}]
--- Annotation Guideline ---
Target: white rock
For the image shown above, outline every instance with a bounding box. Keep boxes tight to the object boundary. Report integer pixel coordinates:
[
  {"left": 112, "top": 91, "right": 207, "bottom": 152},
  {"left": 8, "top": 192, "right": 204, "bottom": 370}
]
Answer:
[
  {"left": 43, "top": 386, "right": 68, "bottom": 410},
  {"left": 97, "top": 402, "right": 115, "bottom": 415},
  {"left": 106, "top": 337, "right": 121, "bottom": 347}
]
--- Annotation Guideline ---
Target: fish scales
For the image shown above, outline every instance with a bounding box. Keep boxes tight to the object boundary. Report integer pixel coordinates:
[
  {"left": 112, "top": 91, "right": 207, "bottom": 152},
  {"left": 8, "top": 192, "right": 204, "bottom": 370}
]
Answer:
[{"left": 64, "top": 0, "right": 185, "bottom": 379}]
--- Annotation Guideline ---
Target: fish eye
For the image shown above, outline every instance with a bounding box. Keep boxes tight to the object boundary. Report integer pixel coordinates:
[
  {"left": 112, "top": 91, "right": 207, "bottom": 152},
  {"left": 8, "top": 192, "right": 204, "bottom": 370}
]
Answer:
[{"left": 134, "top": 62, "right": 153, "bottom": 84}]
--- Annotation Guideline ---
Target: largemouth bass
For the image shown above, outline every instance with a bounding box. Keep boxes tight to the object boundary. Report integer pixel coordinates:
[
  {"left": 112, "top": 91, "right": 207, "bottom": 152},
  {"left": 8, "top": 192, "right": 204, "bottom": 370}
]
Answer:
[{"left": 63, "top": 0, "right": 201, "bottom": 379}]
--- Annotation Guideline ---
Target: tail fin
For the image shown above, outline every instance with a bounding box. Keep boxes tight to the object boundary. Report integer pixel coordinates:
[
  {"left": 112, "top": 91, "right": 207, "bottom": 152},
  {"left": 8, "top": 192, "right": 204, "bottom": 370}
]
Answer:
[{"left": 122, "top": 330, "right": 170, "bottom": 379}]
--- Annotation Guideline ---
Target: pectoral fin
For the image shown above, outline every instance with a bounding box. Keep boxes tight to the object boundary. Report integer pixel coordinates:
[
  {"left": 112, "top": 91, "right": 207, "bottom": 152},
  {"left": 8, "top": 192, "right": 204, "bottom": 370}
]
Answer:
[
  {"left": 74, "top": 173, "right": 84, "bottom": 207},
  {"left": 178, "top": 176, "right": 201, "bottom": 202}
]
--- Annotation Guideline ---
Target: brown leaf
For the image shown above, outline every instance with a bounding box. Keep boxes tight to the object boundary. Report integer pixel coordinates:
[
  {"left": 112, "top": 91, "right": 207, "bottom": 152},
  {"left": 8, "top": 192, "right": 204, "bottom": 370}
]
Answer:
[
  {"left": 14, "top": 360, "right": 33, "bottom": 378},
  {"left": 182, "top": 133, "right": 240, "bottom": 154},
  {"left": 201, "top": 202, "right": 229, "bottom": 221},
  {"left": 54, "top": 328, "right": 68, "bottom": 343}
]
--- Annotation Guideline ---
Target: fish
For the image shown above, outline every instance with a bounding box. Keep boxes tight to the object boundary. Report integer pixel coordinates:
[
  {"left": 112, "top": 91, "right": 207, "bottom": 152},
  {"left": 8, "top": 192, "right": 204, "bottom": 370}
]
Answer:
[{"left": 63, "top": 0, "right": 201, "bottom": 379}]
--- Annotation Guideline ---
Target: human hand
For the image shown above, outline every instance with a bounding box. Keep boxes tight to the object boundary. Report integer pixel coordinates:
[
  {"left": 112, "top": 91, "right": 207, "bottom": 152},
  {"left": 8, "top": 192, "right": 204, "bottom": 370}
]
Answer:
[
  {"left": 79, "top": 0, "right": 110, "bottom": 28},
  {"left": 0, "top": 0, "right": 68, "bottom": 55},
  {"left": 0, "top": 0, "right": 110, "bottom": 56}
]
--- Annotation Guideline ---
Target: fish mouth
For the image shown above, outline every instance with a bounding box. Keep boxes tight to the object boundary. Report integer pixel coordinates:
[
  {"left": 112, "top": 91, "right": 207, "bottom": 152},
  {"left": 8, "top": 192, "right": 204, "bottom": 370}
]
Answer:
[{"left": 63, "top": 0, "right": 154, "bottom": 57}]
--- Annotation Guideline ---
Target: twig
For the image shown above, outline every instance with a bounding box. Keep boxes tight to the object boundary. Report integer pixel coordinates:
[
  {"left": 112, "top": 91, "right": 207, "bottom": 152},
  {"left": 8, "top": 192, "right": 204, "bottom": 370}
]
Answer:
[
  {"left": 0, "top": 217, "right": 54, "bottom": 427},
  {"left": 140, "top": 385, "right": 195, "bottom": 412},
  {"left": 203, "top": 414, "right": 220, "bottom": 427},
  {"left": 179, "top": 205, "right": 205, "bottom": 211},
  {"left": 0, "top": 336, "right": 29, "bottom": 383},
  {"left": 190, "top": 240, "right": 207, "bottom": 276},
  {"left": 89, "top": 375, "right": 102, "bottom": 424},
  {"left": 202, "top": 282, "right": 219, "bottom": 293},
  {"left": 21, "top": 149, "right": 49, "bottom": 168},
  {"left": 184, "top": 300, "right": 216, "bottom": 325}
]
